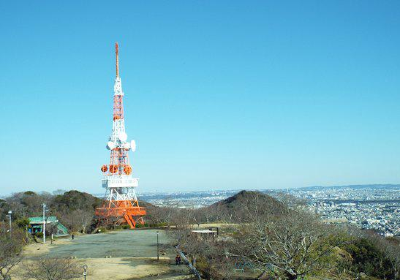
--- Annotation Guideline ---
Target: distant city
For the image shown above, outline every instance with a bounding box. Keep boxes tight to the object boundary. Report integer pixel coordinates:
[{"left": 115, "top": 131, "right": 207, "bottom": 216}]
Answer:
[{"left": 134, "top": 184, "right": 400, "bottom": 237}]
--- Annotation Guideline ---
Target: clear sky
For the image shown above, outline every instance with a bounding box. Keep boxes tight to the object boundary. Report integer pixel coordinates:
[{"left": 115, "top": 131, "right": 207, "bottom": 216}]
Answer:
[{"left": 1, "top": 1, "right": 400, "bottom": 195}]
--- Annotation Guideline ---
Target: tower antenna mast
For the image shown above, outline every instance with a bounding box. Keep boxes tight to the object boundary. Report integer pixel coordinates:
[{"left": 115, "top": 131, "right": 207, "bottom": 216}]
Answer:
[
  {"left": 115, "top": 42, "right": 119, "bottom": 77},
  {"left": 96, "top": 43, "right": 146, "bottom": 229}
]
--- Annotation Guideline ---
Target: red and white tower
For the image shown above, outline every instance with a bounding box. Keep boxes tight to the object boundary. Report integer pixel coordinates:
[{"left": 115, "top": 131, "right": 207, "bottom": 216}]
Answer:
[{"left": 95, "top": 43, "right": 146, "bottom": 228}]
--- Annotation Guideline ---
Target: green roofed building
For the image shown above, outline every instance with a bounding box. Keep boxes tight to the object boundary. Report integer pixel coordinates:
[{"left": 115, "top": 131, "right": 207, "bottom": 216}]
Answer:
[{"left": 28, "top": 216, "right": 69, "bottom": 237}]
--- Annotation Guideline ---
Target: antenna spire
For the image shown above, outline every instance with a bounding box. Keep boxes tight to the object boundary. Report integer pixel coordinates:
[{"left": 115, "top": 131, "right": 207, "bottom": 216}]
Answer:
[{"left": 115, "top": 42, "right": 119, "bottom": 77}]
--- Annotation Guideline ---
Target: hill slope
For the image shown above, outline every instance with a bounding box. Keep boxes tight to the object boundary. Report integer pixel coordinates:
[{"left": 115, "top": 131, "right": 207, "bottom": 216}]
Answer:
[{"left": 203, "top": 190, "right": 287, "bottom": 223}]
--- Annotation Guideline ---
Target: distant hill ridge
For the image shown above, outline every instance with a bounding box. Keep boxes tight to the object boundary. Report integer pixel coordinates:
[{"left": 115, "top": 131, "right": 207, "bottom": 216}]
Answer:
[
  {"left": 205, "top": 190, "right": 287, "bottom": 222},
  {"left": 210, "top": 190, "right": 280, "bottom": 206},
  {"left": 300, "top": 184, "right": 400, "bottom": 191}
]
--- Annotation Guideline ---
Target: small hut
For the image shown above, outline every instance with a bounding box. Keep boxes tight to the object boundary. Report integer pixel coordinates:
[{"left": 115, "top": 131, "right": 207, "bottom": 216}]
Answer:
[{"left": 28, "top": 216, "right": 68, "bottom": 237}]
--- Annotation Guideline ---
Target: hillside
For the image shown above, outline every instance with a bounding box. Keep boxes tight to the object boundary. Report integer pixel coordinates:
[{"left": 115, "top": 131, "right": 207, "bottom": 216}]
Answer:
[
  {"left": 211, "top": 190, "right": 284, "bottom": 209},
  {"left": 202, "top": 190, "right": 287, "bottom": 223}
]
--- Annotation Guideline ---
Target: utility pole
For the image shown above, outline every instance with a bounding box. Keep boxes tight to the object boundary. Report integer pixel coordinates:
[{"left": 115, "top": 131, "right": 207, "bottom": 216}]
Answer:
[
  {"left": 157, "top": 231, "right": 159, "bottom": 261},
  {"left": 42, "top": 203, "right": 46, "bottom": 243},
  {"left": 7, "top": 210, "right": 12, "bottom": 238}
]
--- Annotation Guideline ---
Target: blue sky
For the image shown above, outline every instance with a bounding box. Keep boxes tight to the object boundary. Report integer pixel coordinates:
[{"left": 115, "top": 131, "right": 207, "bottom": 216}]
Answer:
[{"left": 1, "top": 1, "right": 400, "bottom": 195}]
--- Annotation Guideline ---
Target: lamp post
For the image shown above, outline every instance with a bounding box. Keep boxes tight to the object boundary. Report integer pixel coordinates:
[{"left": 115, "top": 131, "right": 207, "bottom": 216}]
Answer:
[
  {"left": 42, "top": 203, "right": 46, "bottom": 244},
  {"left": 83, "top": 264, "right": 88, "bottom": 280},
  {"left": 156, "top": 231, "right": 159, "bottom": 261},
  {"left": 7, "top": 210, "right": 12, "bottom": 238}
]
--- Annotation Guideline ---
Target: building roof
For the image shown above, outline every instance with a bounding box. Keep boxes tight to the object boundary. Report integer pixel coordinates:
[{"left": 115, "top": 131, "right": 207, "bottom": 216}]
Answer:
[{"left": 29, "top": 216, "right": 59, "bottom": 224}]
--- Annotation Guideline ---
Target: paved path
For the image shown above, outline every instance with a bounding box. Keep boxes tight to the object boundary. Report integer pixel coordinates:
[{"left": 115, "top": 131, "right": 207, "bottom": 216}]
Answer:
[
  {"left": 15, "top": 230, "right": 192, "bottom": 280},
  {"left": 46, "top": 229, "right": 171, "bottom": 259}
]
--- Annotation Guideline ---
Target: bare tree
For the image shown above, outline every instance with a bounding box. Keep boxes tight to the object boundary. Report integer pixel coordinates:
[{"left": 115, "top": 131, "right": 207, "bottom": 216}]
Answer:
[
  {"left": 235, "top": 210, "right": 340, "bottom": 280},
  {"left": 384, "top": 241, "right": 400, "bottom": 280},
  {"left": 4, "top": 193, "right": 29, "bottom": 218},
  {"left": 174, "top": 229, "right": 234, "bottom": 280},
  {"left": 145, "top": 204, "right": 171, "bottom": 226},
  {"left": 23, "top": 258, "right": 81, "bottom": 280},
  {"left": 0, "top": 224, "right": 25, "bottom": 280},
  {"left": 58, "top": 209, "right": 94, "bottom": 233},
  {"left": 170, "top": 208, "right": 196, "bottom": 229},
  {"left": 369, "top": 235, "right": 400, "bottom": 280},
  {"left": 73, "top": 209, "right": 94, "bottom": 233}
]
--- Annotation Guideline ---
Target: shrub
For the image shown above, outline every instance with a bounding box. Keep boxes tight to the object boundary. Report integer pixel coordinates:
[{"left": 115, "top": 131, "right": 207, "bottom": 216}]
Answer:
[
  {"left": 341, "top": 238, "right": 396, "bottom": 279},
  {"left": 16, "top": 217, "right": 30, "bottom": 228}
]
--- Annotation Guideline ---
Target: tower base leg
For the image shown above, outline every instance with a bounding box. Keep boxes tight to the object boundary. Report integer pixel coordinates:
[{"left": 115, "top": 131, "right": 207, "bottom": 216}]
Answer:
[{"left": 95, "top": 205, "right": 146, "bottom": 229}]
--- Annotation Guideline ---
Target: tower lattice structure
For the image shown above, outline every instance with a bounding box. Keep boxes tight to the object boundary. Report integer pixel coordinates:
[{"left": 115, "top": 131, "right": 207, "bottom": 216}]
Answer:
[{"left": 95, "top": 43, "right": 146, "bottom": 228}]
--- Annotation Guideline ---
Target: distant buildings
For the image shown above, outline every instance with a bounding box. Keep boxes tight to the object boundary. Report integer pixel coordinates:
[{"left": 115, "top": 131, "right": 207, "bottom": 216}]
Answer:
[
  {"left": 285, "top": 185, "right": 400, "bottom": 236},
  {"left": 139, "top": 185, "right": 400, "bottom": 236}
]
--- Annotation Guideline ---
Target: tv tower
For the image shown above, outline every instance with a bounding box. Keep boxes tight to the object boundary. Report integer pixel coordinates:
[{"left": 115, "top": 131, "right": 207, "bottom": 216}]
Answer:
[{"left": 95, "top": 43, "right": 146, "bottom": 228}]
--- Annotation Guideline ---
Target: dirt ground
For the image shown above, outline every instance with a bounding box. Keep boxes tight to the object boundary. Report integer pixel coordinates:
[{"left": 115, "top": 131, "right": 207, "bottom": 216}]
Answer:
[{"left": 11, "top": 229, "right": 192, "bottom": 280}]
